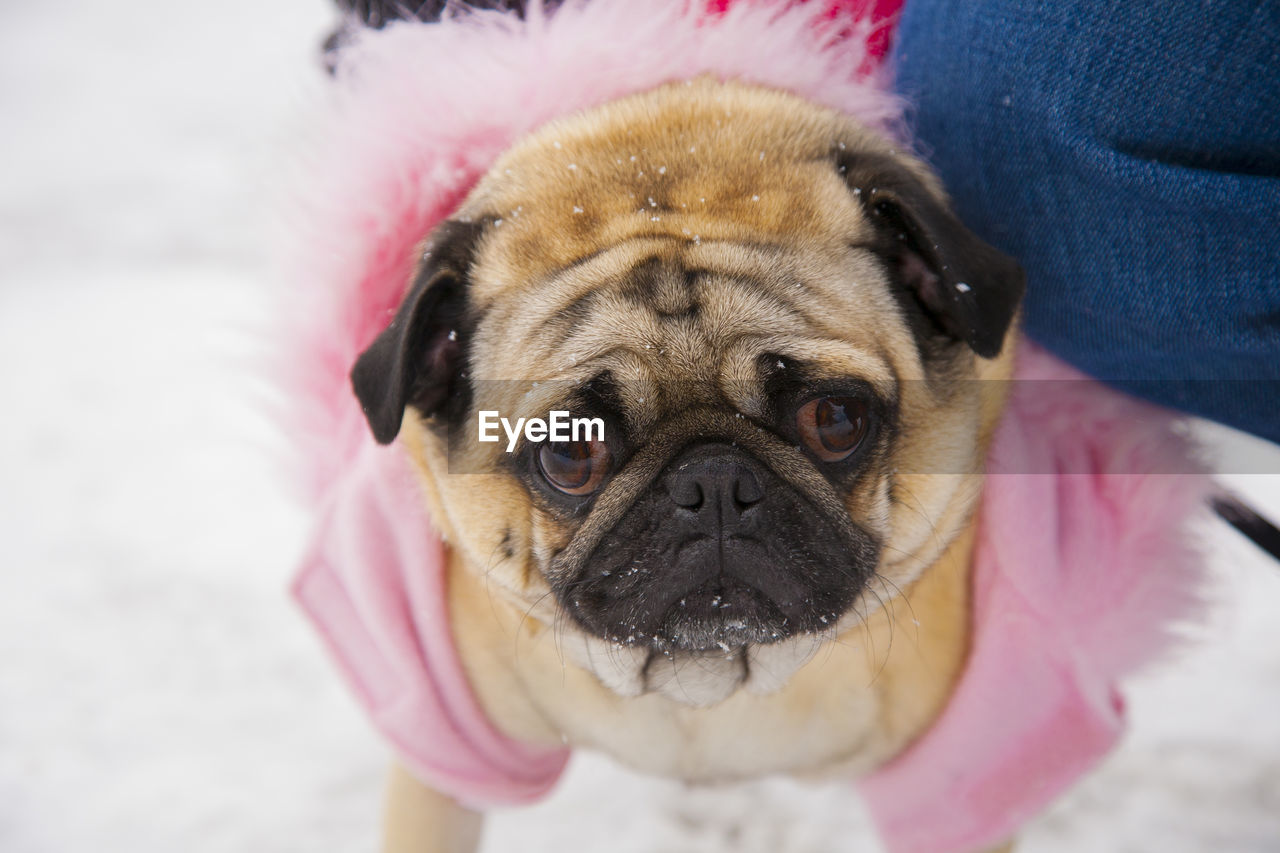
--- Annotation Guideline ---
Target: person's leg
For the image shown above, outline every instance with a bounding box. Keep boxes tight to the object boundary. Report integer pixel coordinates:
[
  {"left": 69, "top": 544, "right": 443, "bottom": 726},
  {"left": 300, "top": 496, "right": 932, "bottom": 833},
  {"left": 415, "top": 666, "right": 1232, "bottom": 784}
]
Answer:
[{"left": 892, "top": 0, "right": 1280, "bottom": 444}]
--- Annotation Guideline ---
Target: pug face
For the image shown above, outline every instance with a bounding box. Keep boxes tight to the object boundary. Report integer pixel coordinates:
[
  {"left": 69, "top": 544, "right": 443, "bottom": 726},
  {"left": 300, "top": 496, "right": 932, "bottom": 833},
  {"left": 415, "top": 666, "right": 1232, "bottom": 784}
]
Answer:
[{"left": 352, "top": 79, "right": 1023, "bottom": 704}]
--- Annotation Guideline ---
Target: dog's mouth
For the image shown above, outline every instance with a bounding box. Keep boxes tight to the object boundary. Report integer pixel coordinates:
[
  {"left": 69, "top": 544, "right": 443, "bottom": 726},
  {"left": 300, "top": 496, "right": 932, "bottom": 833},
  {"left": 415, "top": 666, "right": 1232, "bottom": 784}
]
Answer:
[
  {"left": 653, "top": 576, "right": 793, "bottom": 651},
  {"left": 555, "top": 445, "right": 877, "bottom": 654},
  {"left": 566, "top": 568, "right": 848, "bottom": 654}
]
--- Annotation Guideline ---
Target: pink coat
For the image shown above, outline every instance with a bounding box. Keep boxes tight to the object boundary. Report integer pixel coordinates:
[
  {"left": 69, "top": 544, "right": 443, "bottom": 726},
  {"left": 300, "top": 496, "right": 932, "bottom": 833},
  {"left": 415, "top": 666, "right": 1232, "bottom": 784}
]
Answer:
[{"left": 283, "top": 3, "right": 1211, "bottom": 850}]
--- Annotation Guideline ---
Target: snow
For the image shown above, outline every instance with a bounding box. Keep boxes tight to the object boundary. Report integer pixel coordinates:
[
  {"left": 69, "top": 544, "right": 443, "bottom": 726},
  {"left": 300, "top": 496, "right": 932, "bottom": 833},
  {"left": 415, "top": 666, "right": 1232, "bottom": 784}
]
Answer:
[{"left": 1, "top": 1, "right": 1278, "bottom": 851}]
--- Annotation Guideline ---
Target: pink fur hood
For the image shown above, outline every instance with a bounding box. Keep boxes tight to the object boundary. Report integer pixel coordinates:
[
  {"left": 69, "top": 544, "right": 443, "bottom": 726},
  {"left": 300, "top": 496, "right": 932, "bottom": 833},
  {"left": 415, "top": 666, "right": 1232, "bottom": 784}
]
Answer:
[{"left": 284, "top": 2, "right": 1212, "bottom": 850}]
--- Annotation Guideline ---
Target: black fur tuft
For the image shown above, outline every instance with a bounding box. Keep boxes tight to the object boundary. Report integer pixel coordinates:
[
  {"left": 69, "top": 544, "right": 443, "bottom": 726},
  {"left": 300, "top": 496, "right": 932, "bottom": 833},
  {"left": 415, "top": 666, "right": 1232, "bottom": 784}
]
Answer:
[{"left": 324, "top": 1, "right": 565, "bottom": 70}]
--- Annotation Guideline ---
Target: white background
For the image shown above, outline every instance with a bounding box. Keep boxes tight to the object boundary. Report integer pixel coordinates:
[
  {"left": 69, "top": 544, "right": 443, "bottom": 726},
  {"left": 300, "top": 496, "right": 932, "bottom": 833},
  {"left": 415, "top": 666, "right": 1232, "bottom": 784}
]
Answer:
[{"left": 2, "top": 1, "right": 1278, "bottom": 850}]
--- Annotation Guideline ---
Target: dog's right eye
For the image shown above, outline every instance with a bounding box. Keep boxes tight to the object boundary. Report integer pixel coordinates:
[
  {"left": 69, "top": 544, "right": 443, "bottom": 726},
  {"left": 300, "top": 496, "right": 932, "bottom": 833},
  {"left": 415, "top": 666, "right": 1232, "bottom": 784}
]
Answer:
[{"left": 538, "top": 440, "right": 611, "bottom": 496}]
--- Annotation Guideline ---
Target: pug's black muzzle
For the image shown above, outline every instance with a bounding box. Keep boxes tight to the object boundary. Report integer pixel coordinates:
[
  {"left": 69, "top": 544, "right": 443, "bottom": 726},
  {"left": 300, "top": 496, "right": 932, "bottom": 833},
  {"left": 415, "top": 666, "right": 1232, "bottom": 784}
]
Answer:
[{"left": 559, "top": 443, "right": 878, "bottom": 652}]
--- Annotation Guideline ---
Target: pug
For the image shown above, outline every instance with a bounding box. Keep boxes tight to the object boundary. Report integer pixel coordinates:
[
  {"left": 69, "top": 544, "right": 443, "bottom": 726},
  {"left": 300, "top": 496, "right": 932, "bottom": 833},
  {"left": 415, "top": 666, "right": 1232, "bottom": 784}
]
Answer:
[{"left": 349, "top": 78, "right": 1024, "bottom": 852}]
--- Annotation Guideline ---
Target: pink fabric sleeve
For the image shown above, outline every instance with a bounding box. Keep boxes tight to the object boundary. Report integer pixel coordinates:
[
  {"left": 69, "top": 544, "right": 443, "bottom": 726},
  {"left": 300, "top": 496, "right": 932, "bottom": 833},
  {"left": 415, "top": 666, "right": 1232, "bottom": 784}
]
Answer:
[
  {"left": 291, "top": 439, "right": 569, "bottom": 808},
  {"left": 859, "top": 346, "right": 1210, "bottom": 853}
]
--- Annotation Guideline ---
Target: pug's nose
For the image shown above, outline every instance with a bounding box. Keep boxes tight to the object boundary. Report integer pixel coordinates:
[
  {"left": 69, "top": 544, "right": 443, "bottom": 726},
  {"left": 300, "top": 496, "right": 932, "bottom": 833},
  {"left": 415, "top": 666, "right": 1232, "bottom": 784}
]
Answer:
[{"left": 666, "top": 456, "right": 764, "bottom": 532}]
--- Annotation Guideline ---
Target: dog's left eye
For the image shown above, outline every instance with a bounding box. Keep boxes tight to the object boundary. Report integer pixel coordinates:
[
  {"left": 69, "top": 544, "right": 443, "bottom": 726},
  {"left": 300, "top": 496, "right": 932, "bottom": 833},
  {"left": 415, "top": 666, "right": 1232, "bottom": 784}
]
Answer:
[
  {"left": 796, "top": 396, "right": 870, "bottom": 462},
  {"left": 538, "top": 439, "right": 611, "bottom": 496}
]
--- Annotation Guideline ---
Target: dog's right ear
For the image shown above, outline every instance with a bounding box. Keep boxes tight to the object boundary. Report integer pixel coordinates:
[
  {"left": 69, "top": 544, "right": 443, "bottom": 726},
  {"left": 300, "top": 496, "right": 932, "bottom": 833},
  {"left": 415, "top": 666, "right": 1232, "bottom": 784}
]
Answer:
[
  {"left": 836, "top": 151, "right": 1024, "bottom": 360},
  {"left": 351, "top": 220, "right": 483, "bottom": 444}
]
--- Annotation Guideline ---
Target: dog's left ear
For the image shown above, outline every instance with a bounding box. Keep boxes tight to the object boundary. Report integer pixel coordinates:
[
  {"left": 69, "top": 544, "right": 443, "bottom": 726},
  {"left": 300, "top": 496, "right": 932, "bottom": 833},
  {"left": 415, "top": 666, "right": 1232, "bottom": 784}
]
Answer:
[
  {"left": 351, "top": 220, "right": 483, "bottom": 444},
  {"left": 838, "top": 151, "right": 1025, "bottom": 358}
]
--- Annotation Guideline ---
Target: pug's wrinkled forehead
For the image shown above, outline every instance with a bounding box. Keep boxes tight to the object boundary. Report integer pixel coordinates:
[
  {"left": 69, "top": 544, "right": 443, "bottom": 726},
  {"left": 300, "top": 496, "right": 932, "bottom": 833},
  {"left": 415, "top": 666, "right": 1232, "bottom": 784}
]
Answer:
[{"left": 459, "top": 79, "right": 920, "bottom": 394}]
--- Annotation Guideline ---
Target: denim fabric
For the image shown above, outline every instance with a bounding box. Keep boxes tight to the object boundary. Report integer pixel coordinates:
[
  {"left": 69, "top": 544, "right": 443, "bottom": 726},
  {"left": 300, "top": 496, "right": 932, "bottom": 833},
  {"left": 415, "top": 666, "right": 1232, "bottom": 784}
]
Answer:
[{"left": 891, "top": 0, "right": 1280, "bottom": 444}]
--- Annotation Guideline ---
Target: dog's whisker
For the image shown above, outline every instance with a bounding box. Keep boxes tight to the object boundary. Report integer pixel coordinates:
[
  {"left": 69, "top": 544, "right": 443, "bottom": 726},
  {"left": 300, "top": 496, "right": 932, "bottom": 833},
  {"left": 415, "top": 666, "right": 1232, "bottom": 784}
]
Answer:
[
  {"left": 874, "top": 572, "right": 922, "bottom": 648},
  {"left": 513, "top": 588, "right": 558, "bottom": 662},
  {"left": 864, "top": 583, "right": 903, "bottom": 688}
]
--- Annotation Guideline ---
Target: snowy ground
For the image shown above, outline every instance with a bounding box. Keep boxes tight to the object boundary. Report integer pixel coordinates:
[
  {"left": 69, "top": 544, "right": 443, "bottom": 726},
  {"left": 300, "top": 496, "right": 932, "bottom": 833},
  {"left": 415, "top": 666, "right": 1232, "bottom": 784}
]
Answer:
[{"left": 2, "top": 2, "right": 1278, "bottom": 851}]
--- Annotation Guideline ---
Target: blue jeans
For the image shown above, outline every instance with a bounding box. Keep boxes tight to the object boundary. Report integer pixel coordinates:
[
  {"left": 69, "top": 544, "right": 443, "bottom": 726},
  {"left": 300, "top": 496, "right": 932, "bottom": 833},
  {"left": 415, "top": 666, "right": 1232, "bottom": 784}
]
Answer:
[{"left": 891, "top": 0, "right": 1280, "bottom": 444}]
